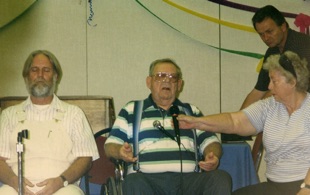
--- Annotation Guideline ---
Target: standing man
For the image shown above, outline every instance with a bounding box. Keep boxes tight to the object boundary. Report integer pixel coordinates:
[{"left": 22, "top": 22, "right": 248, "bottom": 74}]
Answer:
[
  {"left": 104, "top": 58, "right": 232, "bottom": 195},
  {"left": 0, "top": 50, "right": 99, "bottom": 195},
  {"left": 241, "top": 5, "right": 310, "bottom": 109}
]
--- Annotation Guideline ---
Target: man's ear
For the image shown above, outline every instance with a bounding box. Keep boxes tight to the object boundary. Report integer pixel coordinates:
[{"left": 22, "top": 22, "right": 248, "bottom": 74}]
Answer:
[
  {"left": 281, "top": 22, "right": 287, "bottom": 32},
  {"left": 146, "top": 76, "right": 152, "bottom": 89},
  {"left": 54, "top": 73, "right": 58, "bottom": 82},
  {"left": 177, "top": 79, "right": 183, "bottom": 92}
]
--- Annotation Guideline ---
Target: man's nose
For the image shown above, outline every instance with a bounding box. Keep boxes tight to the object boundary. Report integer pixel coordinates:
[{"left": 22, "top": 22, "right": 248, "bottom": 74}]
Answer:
[
  {"left": 262, "top": 34, "right": 270, "bottom": 42},
  {"left": 162, "top": 76, "right": 171, "bottom": 83}
]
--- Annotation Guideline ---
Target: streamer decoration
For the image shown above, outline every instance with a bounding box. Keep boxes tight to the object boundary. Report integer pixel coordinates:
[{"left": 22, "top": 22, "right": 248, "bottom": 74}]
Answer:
[
  {"left": 87, "top": 0, "right": 97, "bottom": 26},
  {"left": 135, "top": 0, "right": 263, "bottom": 61},
  {"left": 294, "top": 13, "right": 310, "bottom": 34},
  {"left": 163, "top": 0, "right": 256, "bottom": 33},
  {"left": 135, "top": 0, "right": 309, "bottom": 71},
  {"left": 210, "top": 0, "right": 310, "bottom": 35},
  {"left": 208, "top": 0, "right": 298, "bottom": 18}
]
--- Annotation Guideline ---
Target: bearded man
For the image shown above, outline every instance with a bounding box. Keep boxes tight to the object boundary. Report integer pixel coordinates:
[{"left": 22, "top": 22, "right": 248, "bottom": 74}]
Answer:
[{"left": 0, "top": 50, "right": 99, "bottom": 195}]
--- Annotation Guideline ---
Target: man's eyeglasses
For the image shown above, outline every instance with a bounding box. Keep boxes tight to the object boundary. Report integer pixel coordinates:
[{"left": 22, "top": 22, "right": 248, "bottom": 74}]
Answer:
[
  {"left": 151, "top": 72, "right": 180, "bottom": 83},
  {"left": 279, "top": 54, "right": 297, "bottom": 78}
]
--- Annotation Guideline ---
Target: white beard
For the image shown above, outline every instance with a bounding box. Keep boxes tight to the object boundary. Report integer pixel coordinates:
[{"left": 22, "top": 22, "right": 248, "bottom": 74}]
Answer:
[{"left": 26, "top": 76, "right": 57, "bottom": 97}]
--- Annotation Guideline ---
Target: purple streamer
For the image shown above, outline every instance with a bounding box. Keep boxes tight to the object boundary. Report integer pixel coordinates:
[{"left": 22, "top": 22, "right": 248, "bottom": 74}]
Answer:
[{"left": 208, "top": 0, "right": 298, "bottom": 18}]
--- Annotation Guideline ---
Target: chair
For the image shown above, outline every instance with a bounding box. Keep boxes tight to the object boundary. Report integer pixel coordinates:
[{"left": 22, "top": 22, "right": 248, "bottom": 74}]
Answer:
[
  {"left": 104, "top": 158, "right": 125, "bottom": 195},
  {"left": 0, "top": 96, "right": 116, "bottom": 134},
  {"left": 251, "top": 132, "right": 264, "bottom": 172},
  {"left": 81, "top": 128, "right": 117, "bottom": 195},
  {"left": 0, "top": 95, "right": 116, "bottom": 195}
]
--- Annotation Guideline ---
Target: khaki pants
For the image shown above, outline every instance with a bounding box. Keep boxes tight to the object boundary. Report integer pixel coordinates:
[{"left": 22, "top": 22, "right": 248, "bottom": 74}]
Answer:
[{"left": 0, "top": 184, "right": 84, "bottom": 195}]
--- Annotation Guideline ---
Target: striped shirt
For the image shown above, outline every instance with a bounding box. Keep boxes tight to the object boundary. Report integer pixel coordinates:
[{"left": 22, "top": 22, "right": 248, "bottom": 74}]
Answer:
[
  {"left": 243, "top": 94, "right": 310, "bottom": 182},
  {"left": 105, "top": 95, "right": 220, "bottom": 174},
  {"left": 0, "top": 94, "right": 99, "bottom": 160}
]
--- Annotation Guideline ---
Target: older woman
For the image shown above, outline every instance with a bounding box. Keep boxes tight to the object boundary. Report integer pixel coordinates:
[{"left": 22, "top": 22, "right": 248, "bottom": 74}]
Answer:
[{"left": 177, "top": 51, "right": 310, "bottom": 195}]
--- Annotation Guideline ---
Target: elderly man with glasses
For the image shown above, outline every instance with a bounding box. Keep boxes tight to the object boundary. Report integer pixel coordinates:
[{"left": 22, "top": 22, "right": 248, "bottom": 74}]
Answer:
[{"left": 104, "top": 58, "right": 232, "bottom": 195}]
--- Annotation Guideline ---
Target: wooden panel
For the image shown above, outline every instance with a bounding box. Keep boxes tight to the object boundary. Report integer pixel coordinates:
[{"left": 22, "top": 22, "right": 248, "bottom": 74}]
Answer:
[{"left": 0, "top": 96, "right": 116, "bottom": 135}]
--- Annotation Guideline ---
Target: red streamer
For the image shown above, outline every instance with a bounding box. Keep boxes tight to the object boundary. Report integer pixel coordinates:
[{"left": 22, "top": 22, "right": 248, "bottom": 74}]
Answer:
[{"left": 294, "top": 13, "right": 310, "bottom": 35}]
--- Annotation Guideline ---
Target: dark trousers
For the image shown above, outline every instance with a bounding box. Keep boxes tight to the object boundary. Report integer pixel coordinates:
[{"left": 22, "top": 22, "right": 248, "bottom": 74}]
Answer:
[
  {"left": 233, "top": 179, "right": 303, "bottom": 195},
  {"left": 122, "top": 170, "right": 232, "bottom": 195}
]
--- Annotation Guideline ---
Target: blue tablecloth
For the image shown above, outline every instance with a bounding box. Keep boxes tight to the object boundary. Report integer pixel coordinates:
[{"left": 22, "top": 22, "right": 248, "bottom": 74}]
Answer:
[
  {"left": 0, "top": 142, "right": 259, "bottom": 192},
  {"left": 219, "top": 142, "right": 259, "bottom": 191}
]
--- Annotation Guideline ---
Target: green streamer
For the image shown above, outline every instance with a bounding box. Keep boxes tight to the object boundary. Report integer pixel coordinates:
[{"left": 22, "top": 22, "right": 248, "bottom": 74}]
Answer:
[{"left": 135, "top": 0, "right": 264, "bottom": 60}]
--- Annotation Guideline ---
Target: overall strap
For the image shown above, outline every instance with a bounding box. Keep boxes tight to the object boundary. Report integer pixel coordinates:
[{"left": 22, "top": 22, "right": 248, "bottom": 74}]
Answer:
[
  {"left": 132, "top": 100, "right": 143, "bottom": 171},
  {"left": 182, "top": 103, "right": 200, "bottom": 172}
]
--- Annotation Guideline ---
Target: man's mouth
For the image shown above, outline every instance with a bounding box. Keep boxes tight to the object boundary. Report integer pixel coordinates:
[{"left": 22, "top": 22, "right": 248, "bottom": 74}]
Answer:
[
  {"left": 162, "top": 87, "right": 171, "bottom": 90},
  {"left": 265, "top": 41, "right": 274, "bottom": 47}
]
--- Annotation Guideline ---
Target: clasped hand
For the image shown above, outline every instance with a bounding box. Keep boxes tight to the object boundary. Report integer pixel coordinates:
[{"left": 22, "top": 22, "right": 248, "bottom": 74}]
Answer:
[{"left": 18, "top": 176, "right": 63, "bottom": 195}]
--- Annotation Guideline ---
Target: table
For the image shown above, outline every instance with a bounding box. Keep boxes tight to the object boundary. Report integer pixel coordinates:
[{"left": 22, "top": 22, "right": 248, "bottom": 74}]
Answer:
[{"left": 218, "top": 142, "right": 259, "bottom": 191}]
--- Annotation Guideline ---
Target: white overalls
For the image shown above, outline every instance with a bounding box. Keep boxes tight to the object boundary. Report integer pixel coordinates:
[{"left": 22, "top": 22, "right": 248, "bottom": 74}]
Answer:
[{"left": 0, "top": 104, "right": 84, "bottom": 194}]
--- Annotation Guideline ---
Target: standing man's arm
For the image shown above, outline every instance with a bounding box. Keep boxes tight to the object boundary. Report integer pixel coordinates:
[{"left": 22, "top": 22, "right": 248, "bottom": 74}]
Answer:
[
  {"left": 241, "top": 64, "right": 273, "bottom": 109},
  {"left": 240, "top": 89, "right": 271, "bottom": 109}
]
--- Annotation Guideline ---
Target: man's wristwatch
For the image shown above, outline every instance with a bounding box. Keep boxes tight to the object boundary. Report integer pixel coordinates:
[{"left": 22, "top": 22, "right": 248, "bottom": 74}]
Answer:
[
  {"left": 60, "top": 175, "right": 69, "bottom": 187},
  {"left": 300, "top": 182, "right": 310, "bottom": 189}
]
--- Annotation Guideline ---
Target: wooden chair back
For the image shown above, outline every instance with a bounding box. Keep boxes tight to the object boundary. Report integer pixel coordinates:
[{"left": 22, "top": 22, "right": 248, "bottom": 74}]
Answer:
[{"left": 0, "top": 96, "right": 116, "bottom": 135}]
